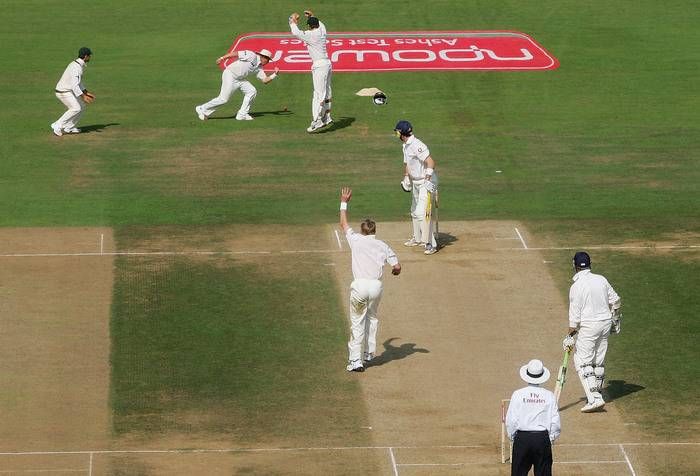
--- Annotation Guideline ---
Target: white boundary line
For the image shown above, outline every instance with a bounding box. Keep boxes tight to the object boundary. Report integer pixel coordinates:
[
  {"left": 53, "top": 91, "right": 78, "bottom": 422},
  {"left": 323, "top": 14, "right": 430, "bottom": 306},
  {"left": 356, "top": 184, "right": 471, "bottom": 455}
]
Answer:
[
  {"left": 619, "top": 444, "right": 637, "bottom": 476},
  {"left": 514, "top": 227, "right": 528, "bottom": 249}
]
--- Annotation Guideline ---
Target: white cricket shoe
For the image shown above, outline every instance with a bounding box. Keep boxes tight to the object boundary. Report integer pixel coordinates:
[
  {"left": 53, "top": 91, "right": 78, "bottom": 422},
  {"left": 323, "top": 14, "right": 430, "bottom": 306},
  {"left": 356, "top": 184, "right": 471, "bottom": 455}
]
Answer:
[
  {"left": 306, "top": 119, "right": 324, "bottom": 132},
  {"left": 322, "top": 114, "right": 333, "bottom": 127},
  {"left": 363, "top": 353, "right": 374, "bottom": 362},
  {"left": 404, "top": 238, "right": 422, "bottom": 247},
  {"left": 236, "top": 113, "right": 254, "bottom": 121},
  {"left": 581, "top": 398, "right": 605, "bottom": 413},
  {"left": 50, "top": 123, "right": 62, "bottom": 136},
  {"left": 63, "top": 127, "right": 81, "bottom": 134},
  {"left": 346, "top": 360, "right": 365, "bottom": 372},
  {"left": 195, "top": 106, "right": 207, "bottom": 121},
  {"left": 424, "top": 244, "right": 438, "bottom": 255}
]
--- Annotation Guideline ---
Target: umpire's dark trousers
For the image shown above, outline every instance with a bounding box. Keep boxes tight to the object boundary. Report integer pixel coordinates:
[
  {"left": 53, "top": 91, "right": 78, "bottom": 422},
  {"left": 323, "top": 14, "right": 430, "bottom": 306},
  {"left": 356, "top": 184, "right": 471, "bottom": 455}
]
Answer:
[{"left": 511, "top": 430, "right": 552, "bottom": 476}]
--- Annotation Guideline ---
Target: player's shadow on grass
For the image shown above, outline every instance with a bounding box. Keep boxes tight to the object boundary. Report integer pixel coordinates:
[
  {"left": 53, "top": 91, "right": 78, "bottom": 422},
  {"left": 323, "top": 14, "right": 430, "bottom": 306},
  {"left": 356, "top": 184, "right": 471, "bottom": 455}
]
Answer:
[
  {"left": 316, "top": 116, "right": 355, "bottom": 133},
  {"left": 210, "top": 110, "right": 293, "bottom": 119},
  {"left": 80, "top": 123, "right": 119, "bottom": 133},
  {"left": 367, "top": 337, "right": 429, "bottom": 367},
  {"left": 604, "top": 380, "right": 645, "bottom": 402}
]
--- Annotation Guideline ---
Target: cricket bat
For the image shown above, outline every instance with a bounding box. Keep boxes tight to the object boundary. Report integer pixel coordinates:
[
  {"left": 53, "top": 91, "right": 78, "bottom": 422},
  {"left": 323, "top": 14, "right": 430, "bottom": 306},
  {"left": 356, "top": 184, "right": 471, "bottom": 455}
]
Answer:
[{"left": 553, "top": 346, "right": 571, "bottom": 403}]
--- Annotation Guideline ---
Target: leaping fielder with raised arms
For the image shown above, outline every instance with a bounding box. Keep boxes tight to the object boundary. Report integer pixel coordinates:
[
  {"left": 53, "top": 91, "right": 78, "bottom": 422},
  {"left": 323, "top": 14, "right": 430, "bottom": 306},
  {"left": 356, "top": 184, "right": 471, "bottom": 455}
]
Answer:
[{"left": 289, "top": 9, "right": 333, "bottom": 132}]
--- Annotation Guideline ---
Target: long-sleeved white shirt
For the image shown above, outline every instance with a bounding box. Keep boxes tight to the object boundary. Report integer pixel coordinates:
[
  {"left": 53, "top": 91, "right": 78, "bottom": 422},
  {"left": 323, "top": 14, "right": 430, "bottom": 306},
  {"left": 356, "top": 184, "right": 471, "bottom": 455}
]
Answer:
[
  {"left": 225, "top": 50, "right": 267, "bottom": 81},
  {"left": 289, "top": 20, "right": 329, "bottom": 61},
  {"left": 506, "top": 385, "right": 561, "bottom": 442},
  {"left": 402, "top": 135, "right": 431, "bottom": 180},
  {"left": 569, "top": 269, "right": 621, "bottom": 327},
  {"left": 55, "top": 58, "right": 87, "bottom": 97},
  {"left": 345, "top": 228, "right": 398, "bottom": 280}
]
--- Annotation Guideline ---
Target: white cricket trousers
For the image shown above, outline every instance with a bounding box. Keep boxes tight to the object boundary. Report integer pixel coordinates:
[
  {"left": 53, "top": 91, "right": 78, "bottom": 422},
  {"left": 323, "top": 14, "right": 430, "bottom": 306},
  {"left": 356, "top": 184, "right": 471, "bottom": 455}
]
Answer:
[
  {"left": 200, "top": 67, "right": 257, "bottom": 117},
  {"left": 410, "top": 179, "right": 438, "bottom": 247},
  {"left": 574, "top": 320, "right": 611, "bottom": 401},
  {"left": 54, "top": 92, "right": 85, "bottom": 130},
  {"left": 311, "top": 59, "right": 332, "bottom": 120},
  {"left": 347, "top": 278, "right": 383, "bottom": 363}
]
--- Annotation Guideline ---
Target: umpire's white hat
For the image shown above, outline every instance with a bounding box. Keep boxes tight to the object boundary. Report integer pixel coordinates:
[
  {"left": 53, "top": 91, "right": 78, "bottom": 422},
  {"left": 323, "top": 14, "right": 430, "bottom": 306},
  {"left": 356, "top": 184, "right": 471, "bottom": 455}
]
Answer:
[{"left": 519, "top": 359, "right": 550, "bottom": 384}]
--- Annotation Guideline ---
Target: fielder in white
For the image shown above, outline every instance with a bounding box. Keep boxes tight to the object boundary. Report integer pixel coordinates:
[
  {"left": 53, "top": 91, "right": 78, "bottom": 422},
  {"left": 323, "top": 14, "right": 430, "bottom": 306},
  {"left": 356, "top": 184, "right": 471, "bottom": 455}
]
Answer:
[
  {"left": 289, "top": 10, "right": 333, "bottom": 132},
  {"left": 195, "top": 49, "right": 278, "bottom": 122},
  {"left": 51, "top": 47, "right": 95, "bottom": 137},
  {"left": 563, "top": 251, "right": 622, "bottom": 413},
  {"left": 339, "top": 187, "right": 401, "bottom": 372},
  {"left": 395, "top": 120, "right": 440, "bottom": 255}
]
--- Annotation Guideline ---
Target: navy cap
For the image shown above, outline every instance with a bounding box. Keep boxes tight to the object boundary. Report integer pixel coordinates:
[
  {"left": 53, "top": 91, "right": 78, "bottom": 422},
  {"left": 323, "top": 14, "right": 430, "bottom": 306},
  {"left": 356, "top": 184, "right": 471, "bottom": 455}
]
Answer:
[
  {"left": 307, "top": 16, "right": 320, "bottom": 28},
  {"left": 573, "top": 251, "right": 591, "bottom": 269},
  {"left": 78, "top": 47, "right": 92, "bottom": 58},
  {"left": 394, "top": 120, "right": 413, "bottom": 136}
]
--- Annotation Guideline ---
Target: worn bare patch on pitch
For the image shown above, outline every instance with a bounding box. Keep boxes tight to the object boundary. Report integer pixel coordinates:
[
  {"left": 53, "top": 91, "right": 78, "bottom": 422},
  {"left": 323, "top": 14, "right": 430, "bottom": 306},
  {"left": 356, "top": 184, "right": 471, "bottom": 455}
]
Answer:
[
  {"left": 0, "top": 227, "right": 114, "bottom": 451},
  {"left": 329, "top": 221, "right": 640, "bottom": 468}
]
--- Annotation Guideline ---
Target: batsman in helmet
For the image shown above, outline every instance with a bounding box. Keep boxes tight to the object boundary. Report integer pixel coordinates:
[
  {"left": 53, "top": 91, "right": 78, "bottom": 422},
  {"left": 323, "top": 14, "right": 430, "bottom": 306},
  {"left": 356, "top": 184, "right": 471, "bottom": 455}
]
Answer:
[{"left": 395, "top": 120, "right": 440, "bottom": 255}]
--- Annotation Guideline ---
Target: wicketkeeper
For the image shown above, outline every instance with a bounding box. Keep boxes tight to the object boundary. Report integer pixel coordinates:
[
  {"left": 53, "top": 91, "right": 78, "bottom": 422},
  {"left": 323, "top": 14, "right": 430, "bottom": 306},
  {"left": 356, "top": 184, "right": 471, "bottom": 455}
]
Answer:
[{"left": 563, "top": 251, "right": 622, "bottom": 412}]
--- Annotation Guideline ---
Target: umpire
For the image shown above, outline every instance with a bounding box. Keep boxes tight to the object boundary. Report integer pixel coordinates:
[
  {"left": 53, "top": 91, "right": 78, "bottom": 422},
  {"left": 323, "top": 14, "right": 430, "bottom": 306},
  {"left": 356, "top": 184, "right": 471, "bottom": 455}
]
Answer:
[{"left": 505, "top": 359, "right": 561, "bottom": 476}]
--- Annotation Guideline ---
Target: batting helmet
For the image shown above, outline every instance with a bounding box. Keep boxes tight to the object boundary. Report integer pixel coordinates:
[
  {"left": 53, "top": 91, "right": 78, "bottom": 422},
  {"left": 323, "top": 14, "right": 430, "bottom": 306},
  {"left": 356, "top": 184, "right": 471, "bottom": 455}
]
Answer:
[
  {"left": 394, "top": 120, "right": 412, "bottom": 137},
  {"left": 573, "top": 251, "right": 591, "bottom": 269},
  {"left": 373, "top": 91, "right": 387, "bottom": 105}
]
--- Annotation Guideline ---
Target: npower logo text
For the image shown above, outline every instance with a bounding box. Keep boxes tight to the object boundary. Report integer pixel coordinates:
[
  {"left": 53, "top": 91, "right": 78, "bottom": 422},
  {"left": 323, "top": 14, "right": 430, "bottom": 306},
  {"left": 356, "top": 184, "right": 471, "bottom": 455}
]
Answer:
[{"left": 224, "top": 31, "right": 559, "bottom": 72}]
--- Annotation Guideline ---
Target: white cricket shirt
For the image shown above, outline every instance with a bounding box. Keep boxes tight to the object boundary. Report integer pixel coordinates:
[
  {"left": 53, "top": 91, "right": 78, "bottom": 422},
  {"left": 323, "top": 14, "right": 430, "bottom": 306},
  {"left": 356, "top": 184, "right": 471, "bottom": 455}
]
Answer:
[
  {"left": 402, "top": 135, "right": 431, "bottom": 180},
  {"left": 289, "top": 20, "right": 329, "bottom": 61},
  {"left": 55, "top": 58, "right": 86, "bottom": 96},
  {"left": 345, "top": 228, "right": 398, "bottom": 281},
  {"left": 506, "top": 385, "right": 561, "bottom": 441},
  {"left": 226, "top": 50, "right": 267, "bottom": 81},
  {"left": 569, "top": 269, "right": 621, "bottom": 327}
]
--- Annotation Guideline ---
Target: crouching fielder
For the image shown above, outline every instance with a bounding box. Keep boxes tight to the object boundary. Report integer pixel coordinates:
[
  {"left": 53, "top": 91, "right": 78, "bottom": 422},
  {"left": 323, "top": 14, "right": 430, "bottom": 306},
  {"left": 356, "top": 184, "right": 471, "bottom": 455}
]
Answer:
[
  {"left": 563, "top": 251, "right": 622, "bottom": 413},
  {"left": 339, "top": 187, "right": 401, "bottom": 372},
  {"left": 195, "top": 49, "right": 278, "bottom": 122}
]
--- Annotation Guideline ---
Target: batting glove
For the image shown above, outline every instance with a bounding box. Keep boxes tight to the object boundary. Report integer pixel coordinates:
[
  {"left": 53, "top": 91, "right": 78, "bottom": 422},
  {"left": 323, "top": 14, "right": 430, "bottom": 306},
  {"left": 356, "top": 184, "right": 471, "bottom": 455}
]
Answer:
[
  {"left": 424, "top": 180, "right": 437, "bottom": 193},
  {"left": 562, "top": 335, "right": 575, "bottom": 349}
]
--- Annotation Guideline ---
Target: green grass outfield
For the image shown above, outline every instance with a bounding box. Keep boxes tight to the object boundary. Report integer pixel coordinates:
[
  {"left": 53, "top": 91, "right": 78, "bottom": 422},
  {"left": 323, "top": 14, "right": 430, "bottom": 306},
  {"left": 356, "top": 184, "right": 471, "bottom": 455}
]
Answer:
[{"left": 1, "top": 0, "right": 698, "bottom": 446}]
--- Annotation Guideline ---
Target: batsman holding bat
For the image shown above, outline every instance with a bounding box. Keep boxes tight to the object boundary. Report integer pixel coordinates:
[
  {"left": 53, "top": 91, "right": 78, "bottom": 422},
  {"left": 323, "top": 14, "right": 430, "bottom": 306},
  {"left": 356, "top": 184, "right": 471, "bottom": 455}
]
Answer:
[
  {"left": 564, "top": 251, "right": 622, "bottom": 413},
  {"left": 395, "top": 120, "right": 440, "bottom": 255},
  {"left": 51, "top": 47, "right": 95, "bottom": 136}
]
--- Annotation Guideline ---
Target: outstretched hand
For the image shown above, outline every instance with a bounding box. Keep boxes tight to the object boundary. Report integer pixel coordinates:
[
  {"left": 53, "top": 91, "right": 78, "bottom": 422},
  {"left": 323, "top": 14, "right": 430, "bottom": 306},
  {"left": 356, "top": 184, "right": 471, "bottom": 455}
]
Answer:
[
  {"left": 289, "top": 12, "right": 300, "bottom": 23},
  {"left": 340, "top": 187, "right": 352, "bottom": 203}
]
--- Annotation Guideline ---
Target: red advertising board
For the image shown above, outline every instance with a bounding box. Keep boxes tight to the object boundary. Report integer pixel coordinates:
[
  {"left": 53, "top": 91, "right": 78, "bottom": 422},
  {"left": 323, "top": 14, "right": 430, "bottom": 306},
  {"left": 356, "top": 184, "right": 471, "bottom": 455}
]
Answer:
[{"left": 221, "top": 31, "right": 558, "bottom": 72}]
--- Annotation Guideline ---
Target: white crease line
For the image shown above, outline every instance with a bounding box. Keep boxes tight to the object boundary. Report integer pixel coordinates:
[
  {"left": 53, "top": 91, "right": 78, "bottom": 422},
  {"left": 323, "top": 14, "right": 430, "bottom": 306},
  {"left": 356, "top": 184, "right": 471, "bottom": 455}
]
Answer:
[
  {"left": 334, "top": 229, "right": 342, "bottom": 250},
  {"left": 0, "top": 471, "right": 87, "bottom": 474},
  {"left": 555, "top": 460, "right": 626, "bottom": 464},
  {"left": 619, "top": 444, "right": 637, "bottom": 476},
  {"left": 510, "top": 245, "right": 700, "bottom": 251},
  {"left": 389, "top": 447, "right": 399, "bottom": 476},
  {"left": 514, "top": 227, "right": 528, "bottom": 249},
  {"left": 88, "top": 452, "right": 93, "bottom": 476},
  {"left": 99, "top": 234, "right": 104, "bottom": 255}
]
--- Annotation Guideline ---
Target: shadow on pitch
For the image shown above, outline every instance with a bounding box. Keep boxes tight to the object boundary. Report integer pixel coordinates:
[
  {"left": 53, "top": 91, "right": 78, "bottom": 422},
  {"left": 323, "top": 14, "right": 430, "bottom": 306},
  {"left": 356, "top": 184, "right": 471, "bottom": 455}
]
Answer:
[
  {"left": 437, "top": 231, "right": 458, "bottom": 250},
  {"left": 366, "top": 337, "right": 429, "bottom": 368},
  {"left": 80, "top": 123, "right": 120, "bottom": 133},
  {"left": 316, "top": 116, "right": 355, "bottom": 133}
]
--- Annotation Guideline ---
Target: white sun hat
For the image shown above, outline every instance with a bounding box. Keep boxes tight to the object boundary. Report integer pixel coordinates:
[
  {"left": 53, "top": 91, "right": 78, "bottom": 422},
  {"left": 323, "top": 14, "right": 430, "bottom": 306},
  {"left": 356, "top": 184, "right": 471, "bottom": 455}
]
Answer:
[
  {"left": 519, "top": 359, "right": 551, "bottom": 385},
  {"left": 257, "top": 49, "right": 273, "bottom": 61}
]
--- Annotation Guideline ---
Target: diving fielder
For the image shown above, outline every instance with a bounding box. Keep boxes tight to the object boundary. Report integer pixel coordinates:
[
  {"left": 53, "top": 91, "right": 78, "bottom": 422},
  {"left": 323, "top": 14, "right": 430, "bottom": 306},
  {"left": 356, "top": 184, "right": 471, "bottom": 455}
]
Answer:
[
  {"left": 395, "top": 120, "right": 440, "bottom": 255},
  {"left": 289, "top": 9, "right": 333, "bottom": 132},
  {"left": 339, "top": 187, "right": 401, "bottom": 372},
  {"left": 563, "top": 251, "right": 622, "bottom": 412},
  {"left": 51, "top": 47, "right": 95, "bottom": 136}
]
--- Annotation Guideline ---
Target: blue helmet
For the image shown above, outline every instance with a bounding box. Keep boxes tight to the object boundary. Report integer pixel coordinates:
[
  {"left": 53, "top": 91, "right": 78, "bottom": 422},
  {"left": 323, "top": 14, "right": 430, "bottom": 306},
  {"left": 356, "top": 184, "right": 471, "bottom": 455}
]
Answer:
[{"left": 394, "top": 120, "right": 413, "bottom": 137}]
